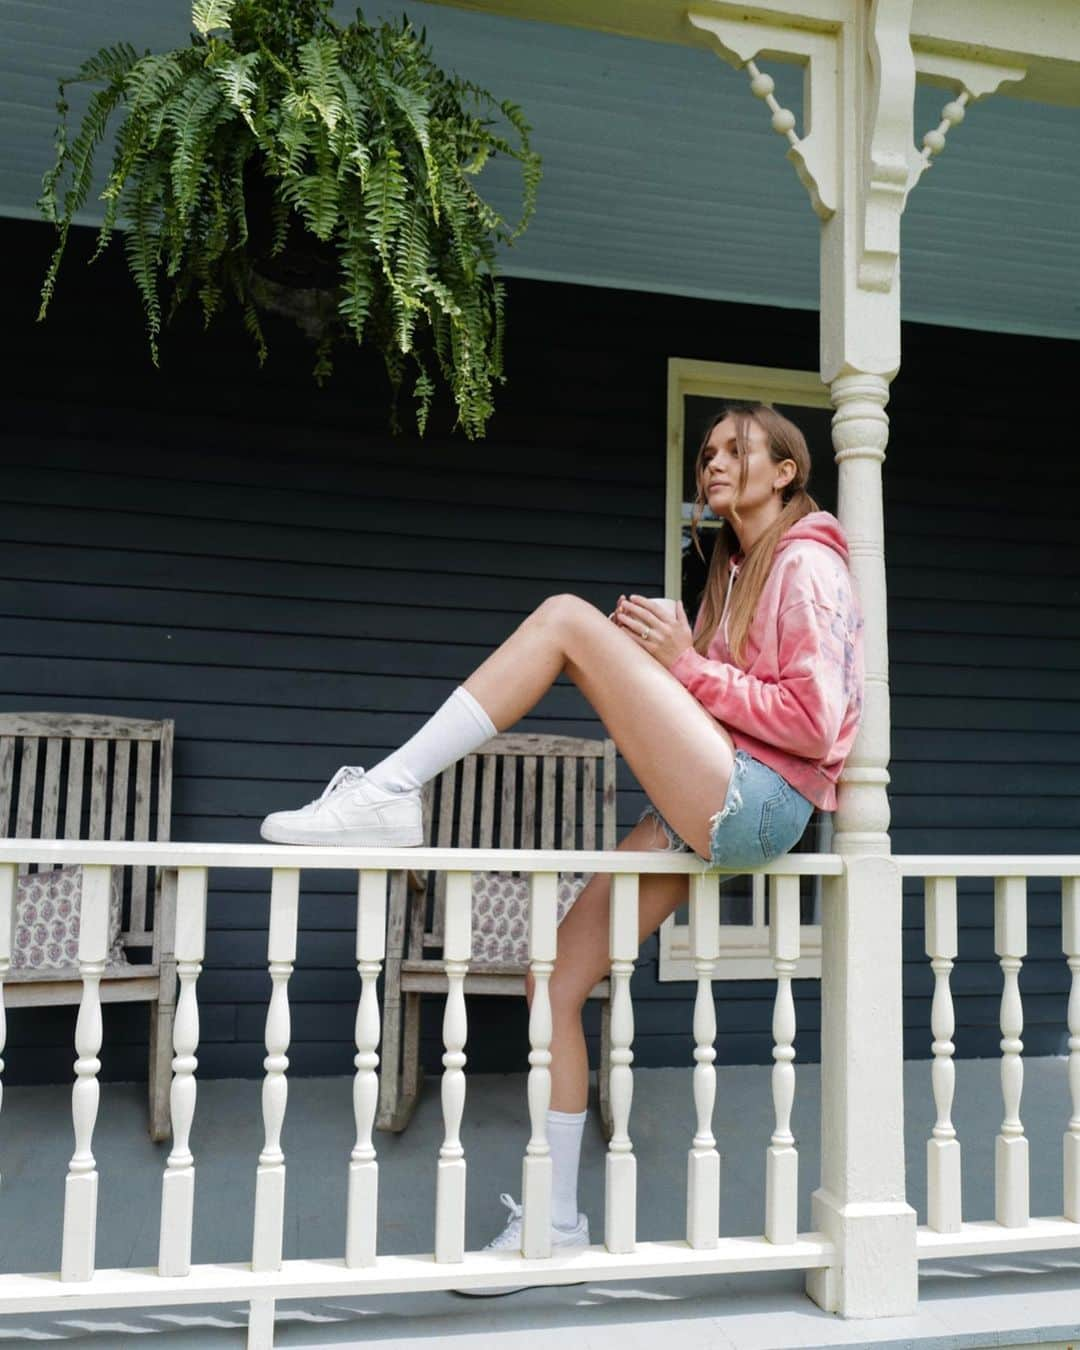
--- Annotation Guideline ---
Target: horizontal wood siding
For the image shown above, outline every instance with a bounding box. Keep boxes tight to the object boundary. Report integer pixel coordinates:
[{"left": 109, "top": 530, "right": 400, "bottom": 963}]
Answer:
[{"left": 1, "top": 217, "right": 1078, "bottom": 1085}]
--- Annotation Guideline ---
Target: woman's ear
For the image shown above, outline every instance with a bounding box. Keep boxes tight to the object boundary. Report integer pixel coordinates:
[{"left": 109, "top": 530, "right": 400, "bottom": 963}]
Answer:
[{"left": 775, "top": 458, "right": 798, "bottom": 492}]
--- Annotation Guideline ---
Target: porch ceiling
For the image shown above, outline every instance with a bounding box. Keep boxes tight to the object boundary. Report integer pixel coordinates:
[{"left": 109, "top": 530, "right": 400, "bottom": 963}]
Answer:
[
  {"left": 4, "top": 0, "right": 1079, "bottom": 340},
  {"left": 429, "top": 0, "right": 1080, "bottom": 108}
]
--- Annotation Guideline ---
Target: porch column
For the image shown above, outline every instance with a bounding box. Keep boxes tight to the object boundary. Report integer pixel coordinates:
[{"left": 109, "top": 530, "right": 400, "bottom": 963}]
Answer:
[{"left": 807, "top": 0, "right": 916, "bottom": 1317}]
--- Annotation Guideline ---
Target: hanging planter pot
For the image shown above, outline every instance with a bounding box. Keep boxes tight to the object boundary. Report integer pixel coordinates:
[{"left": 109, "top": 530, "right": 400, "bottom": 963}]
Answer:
[{"left": 36, "top": 0, "right": 542, "bottom": 437}]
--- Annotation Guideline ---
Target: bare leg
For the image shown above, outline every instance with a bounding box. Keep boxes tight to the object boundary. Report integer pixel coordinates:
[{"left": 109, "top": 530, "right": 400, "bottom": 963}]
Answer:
[
  {"left": 465, "top": 594, "right": 733, "bottom": 857},
  {"left": 526, "top": 815, "right": 691, "bottom": 1111}
]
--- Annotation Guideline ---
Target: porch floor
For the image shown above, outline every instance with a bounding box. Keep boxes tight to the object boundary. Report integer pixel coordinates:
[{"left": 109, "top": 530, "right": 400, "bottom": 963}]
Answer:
[{"left": 1, "top": 1059, "right": 1078, "bottom": 1348}]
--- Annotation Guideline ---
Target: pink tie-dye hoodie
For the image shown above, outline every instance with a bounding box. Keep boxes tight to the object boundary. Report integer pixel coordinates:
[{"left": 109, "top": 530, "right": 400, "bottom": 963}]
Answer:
[{"left": 668, "top": 511, "right": 864, "bottom": 811}]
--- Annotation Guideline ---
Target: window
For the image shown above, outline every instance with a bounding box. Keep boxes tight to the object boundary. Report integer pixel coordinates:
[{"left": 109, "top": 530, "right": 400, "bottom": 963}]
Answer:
[{"left": 657, "top": 358, "right": 836, "bottom": 983}]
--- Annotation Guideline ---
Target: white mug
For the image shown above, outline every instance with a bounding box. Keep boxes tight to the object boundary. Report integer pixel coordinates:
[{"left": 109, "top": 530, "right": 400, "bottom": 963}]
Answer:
[{"left": 651, "top": 597, "right": 679, "bottom": 620}]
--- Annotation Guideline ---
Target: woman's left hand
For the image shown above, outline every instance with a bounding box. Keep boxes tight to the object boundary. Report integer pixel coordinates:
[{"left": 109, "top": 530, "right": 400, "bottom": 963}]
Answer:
[{"left": 614, "top": 595, "right": 694, "bottom": 670}]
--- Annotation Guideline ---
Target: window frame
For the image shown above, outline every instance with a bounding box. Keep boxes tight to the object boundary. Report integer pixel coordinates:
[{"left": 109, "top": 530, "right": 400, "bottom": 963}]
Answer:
[{"left": 657, "top": 357, "right": 833, "bottom": 984}]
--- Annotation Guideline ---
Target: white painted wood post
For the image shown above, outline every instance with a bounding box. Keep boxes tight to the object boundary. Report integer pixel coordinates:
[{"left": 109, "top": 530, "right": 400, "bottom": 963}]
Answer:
[
  {"left": 604, "top": 871, "right": 638, "bottom": 1254},
  {"left": 686, "top": 873, "right": 720, "bottom": 1250},
  {"left": 522, "top": 871, "right": 558, "bottom": 1258},
  {"left": 252, "top": 868, "right": 300, "bottom": 1272},
  {"left": 435, "top": 871, "right": 470, "bottom": 1264},
  {"left": 925, "top": 877, "right": 961, "bottom": 1233},
  {"left": 766, "top": 875, "right": 800, "bottom": 1245},
  {"left": 247, "top": 1296, "right": 276, "bottom": 1350},
  {"left": 0, "top": 864, "right": 11, "bottom": 1192},
  {"left": 158, "top": 867, "right": 208, "bottom": 1277},
  {"left": 1063, "top": 878, "right": 1080, "bottom": 1222},
  {"left": 346, "top": 869, "right": 386, "bottom": 1270},
  {"left": 804, "top": 14, "right": 919, "bottom": 1297},
  {"left": 995, "top": 875, "right": 1029, "bottom": 1228},
  {"left": 61, "top": 863, "right": 112, "bottom": 1282}
]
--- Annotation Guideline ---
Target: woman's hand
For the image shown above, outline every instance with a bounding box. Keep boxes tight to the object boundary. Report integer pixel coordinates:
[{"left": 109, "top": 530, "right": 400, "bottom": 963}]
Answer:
[{"left": 613, "top": 594, "right": 694, "bottom": 670}]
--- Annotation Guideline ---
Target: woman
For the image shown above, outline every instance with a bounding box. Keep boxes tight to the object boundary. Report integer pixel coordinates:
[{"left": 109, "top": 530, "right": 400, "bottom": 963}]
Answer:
[{"left": 261, "top": 401, "right": 864, "bottom": 1256}]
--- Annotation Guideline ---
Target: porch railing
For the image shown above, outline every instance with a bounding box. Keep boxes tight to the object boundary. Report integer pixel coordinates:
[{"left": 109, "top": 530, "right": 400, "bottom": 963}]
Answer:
[
  {"left": 900, "top": 858, "right": 1080, "bottom": 1260},
  {"left": 1, "top": 842, "right": 1080, "bottom": 1347}
]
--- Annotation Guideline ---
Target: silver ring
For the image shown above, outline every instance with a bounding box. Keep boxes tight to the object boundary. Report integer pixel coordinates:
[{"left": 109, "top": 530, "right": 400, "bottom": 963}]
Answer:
[{"left": 642, "top": 625, "right": 650, "bottom": 640}]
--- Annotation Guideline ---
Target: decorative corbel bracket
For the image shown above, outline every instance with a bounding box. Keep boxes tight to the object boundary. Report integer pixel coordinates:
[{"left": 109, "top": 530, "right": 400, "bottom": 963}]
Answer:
[
  {"left": 687, "top": 9, "right": 839, "bottom": 221},
  {"left": 860, "top": 9, "right": 1026, "bottom": 291},
  {"left": 910, "top": 50, "right": 1026, "bottom": 179}
]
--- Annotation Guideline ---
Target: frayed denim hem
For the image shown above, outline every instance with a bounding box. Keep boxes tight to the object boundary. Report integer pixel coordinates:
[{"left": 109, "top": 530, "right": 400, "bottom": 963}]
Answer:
[
  {"left": 707, "top": 750, "right": 747, "bottom": 835},
  {"left": 638, "top": 752, "right": 750, "bottom": 860},
  {"left": 636, "top": 803, "right": 691, "bottom": 853}
]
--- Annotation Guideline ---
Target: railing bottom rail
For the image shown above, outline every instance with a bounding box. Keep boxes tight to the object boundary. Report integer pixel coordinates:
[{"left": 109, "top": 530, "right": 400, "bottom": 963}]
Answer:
[
  {"left": 917, "top": 1217, "right": 1080, "bottom": 1261},
  {"left": 0, "top": 1234, "right": 834, "bottom": 1315}
]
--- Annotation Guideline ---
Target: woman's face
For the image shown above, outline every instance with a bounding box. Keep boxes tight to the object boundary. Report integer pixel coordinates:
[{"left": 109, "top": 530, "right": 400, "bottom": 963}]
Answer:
[{"left": 700, "top": 415, "right": 790, "bottom": 520}]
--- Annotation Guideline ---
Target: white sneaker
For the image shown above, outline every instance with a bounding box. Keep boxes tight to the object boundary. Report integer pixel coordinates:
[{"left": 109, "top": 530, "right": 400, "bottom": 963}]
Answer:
[
  {"left": 260, "top": 766, "right": 423, "bottom": 846},
  {"left": 455, "top": 1194, "right": 589, "bottom": 1297}
]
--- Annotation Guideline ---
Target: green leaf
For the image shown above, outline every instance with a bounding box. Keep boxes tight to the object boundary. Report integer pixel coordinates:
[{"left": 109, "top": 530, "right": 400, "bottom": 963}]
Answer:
[
  {"left": 191, "top": 0, "right": 234, "bottom": 38},
  {"left": 363, "top": 146, "right": 407, "bottom": 270},
  {"left": 298, "top": 36, "right": 344, "bottom": 132},
  {"left": 214, "top": 52, "right": 260, "bottom": 132}
]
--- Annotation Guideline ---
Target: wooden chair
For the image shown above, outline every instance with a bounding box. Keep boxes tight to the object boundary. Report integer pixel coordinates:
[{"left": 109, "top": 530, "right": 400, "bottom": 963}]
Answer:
[
  {"left": 1, "top": 713, "right": 177, "bottom": 1140},
  {"left": 378, "top": 733, "right": 618, "bottom": 1137}
]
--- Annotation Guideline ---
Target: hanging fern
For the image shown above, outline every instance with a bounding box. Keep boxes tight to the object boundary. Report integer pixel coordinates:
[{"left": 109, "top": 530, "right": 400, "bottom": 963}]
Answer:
[{"left": 37, "top": 0, "right": 541, "bottom": 438}]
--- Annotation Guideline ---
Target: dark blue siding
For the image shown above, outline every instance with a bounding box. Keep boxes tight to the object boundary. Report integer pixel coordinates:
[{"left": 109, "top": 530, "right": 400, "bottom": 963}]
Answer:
[{"left": 1, "top": 217, "right": 1078, "bottom": 1086}]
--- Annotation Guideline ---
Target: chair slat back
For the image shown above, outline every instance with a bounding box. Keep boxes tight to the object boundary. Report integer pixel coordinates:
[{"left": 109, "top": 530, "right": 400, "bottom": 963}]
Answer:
[
  {"left": 0, "top": 713, "right": 175, "bottom": 950},
  {"left": 421, "top": 733, "right": 616, "bottom": 954}
]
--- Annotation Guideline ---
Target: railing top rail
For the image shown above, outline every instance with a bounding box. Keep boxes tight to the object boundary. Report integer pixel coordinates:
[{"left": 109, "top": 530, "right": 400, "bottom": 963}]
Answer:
[
  {"left": 0, "top": 839, "right": 844, "bottom": 876},
  {"left": 895, "top": 855, "right": 1080, "bottom": 879}
]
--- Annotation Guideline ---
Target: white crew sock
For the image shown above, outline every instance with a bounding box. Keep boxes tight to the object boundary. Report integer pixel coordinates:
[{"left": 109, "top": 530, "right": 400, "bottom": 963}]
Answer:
[
  {"left": 363, "top": 686, "right": 497, "bottom": 794},
  {"left": 548, "top": 1107, "right": 587, "bottom": 1230}
]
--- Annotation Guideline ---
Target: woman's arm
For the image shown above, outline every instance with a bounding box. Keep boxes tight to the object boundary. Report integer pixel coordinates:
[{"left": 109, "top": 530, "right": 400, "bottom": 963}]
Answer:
[{"left": 667, "top": 599, "right": 856, "bottom": 759}]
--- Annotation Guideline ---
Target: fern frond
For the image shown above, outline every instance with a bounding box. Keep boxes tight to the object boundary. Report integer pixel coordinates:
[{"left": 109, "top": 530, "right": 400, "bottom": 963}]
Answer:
[
  {"left": 166, "top": 71, "right": 224, "bottom": 219},
  {"left": 192, "top": 0, "right": 234, "bottom": 38},
  {"left": 214, "top": 52, "right": 260, "bottom": 132},
  {"left": 70, "top": 42, "right": 140, "bottom": 86},
  {"left": 120, "top": 156, "right": 166, "bottom": 363},
  {"left": 278, "top": 166, "right": 339, "bottom": 242},
  {"left": 125, "top": 53, "right": 187, "bottom": 113},
  {"left": 412, "top": 358, "right": 435, "bottom": 435},
  {"left": 277, "top": 100, "right": 313, "bottom": 176},
  {"left": 298, "top": 36, "right": 343, "bottom": 131},
  {"left": 363, "top": 145, "right": 407, "bottom": 270}
]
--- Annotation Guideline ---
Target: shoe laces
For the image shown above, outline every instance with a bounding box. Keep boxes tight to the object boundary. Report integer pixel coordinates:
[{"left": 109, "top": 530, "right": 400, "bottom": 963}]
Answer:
[
  {"left": 485, "top": 1193, "right": 524, "bottom": 1251},
  {"left": 313, "top": 765, "right": 365, "bottom": 807}
]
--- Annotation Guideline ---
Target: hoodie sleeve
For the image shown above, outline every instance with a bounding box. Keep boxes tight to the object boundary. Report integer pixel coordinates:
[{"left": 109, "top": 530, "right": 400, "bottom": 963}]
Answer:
[{"left": 668, "top": 598, "right": 852, "bottom": 760}]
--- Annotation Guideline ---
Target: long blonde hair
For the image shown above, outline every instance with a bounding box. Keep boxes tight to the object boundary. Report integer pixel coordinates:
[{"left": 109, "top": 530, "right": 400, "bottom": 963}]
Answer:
[{"left": 690, "top": 402, "right": 819, "bottom": 665}]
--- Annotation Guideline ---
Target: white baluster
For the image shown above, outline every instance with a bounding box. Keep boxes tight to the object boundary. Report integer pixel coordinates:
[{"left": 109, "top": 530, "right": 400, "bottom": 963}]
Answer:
[
  {"left": 686, "top": 873, "right": 720, "bottom": 1249},
  {"left": 605, "top": 871, "right": 638, "bottom": 1254},
  {"left": 158, "top": 867, "right": 209, "bottom": 1276},
  {"left": 346, "top": 869, "right": 386, "bottom": 1269},
  {"left": 61, "top": 864, "right": 111, "bottom": 1282},
  {"left": 435, "top": 871, "right": 470, "bottom": 1263},
  {"left": 0, "top": 865, "right": 12, "bottom": 1192},
  {"left": 1063, "top": 878, "right": 1080, "bottom": 1222},
  {"left": 766, "top": 875, "right": 800, "bottom": 1245},
  {"left": 522, "top": 872, "right": 558, "bottom": 1258},
  {"left": 925, "top": 876, "right": 961, "bottom": 1233},
  {"left": 252, "top": 868, "right": 300, "bottom": 1272},
  {"left": 995, "top": 875, "right": 1029, "bottom": 1228}
]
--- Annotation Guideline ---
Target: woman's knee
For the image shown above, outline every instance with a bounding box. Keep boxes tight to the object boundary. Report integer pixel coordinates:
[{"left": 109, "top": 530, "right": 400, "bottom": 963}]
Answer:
[
  {"left": 531, "top": 593, "right": 600, "bottom": 634},
  {"left": 525, "top": 965, "right": 591, "bottom": 1016}
]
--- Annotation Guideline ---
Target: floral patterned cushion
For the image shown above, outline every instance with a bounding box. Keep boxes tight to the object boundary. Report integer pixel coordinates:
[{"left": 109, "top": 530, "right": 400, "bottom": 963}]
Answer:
[
  {"left": 470, "top": 872, "right": 588, "bottom": 967},
  {"left": 13, "top": 866, "right": 127, "bottom": 972}
]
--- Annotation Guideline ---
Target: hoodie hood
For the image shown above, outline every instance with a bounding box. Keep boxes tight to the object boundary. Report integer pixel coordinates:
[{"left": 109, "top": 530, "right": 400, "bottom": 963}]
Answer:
[{"left": 773, "top": 510, "right": 850, "bottom": 564}]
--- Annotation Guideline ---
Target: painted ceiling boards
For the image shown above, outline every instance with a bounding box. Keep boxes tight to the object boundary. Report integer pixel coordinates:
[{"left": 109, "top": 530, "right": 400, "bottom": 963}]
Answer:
[{"left": 3, "top": 0, "right": 1078, "bottom": 339}]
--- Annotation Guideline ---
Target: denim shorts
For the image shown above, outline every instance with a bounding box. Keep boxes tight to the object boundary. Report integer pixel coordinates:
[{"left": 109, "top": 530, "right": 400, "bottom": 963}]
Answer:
[{"left": 639, "top": 750, "right": 815, "bottom": 872}]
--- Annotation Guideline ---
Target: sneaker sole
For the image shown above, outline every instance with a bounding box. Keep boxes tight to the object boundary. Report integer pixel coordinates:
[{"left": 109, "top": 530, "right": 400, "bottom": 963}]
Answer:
[{"left": 259, "top": 821, "right": 423, "bottom": 847}]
